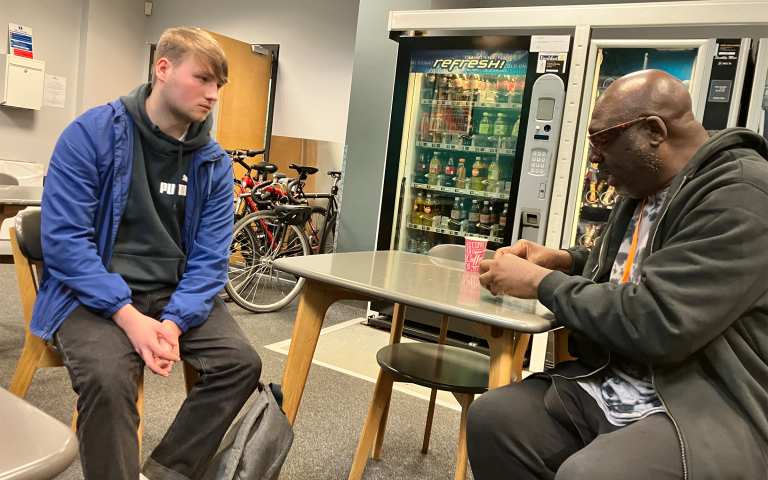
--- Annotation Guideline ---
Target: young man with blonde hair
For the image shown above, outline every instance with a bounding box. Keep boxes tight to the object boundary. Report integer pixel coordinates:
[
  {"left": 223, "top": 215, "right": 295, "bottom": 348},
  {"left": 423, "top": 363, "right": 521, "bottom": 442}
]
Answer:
[{"left": 33, "top": 27, "right": 261, "bottom": 480}]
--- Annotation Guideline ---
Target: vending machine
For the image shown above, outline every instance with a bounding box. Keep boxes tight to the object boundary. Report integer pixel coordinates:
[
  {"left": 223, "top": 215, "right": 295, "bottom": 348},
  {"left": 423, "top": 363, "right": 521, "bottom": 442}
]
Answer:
[
  {"left": 746, "top": 38, "right": 768, "bottom": 140},
  {"left": 371, "top": 34, "right": 572, "bottom": 344},
  {"left": 561, "top": 37, "right": 752, "bottom": 250}
]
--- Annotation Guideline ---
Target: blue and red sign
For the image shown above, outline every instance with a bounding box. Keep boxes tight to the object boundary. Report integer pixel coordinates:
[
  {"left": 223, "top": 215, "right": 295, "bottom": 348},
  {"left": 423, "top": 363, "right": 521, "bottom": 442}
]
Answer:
[{"left": 410, "top": 50, "right": 528, "bottom": 76}]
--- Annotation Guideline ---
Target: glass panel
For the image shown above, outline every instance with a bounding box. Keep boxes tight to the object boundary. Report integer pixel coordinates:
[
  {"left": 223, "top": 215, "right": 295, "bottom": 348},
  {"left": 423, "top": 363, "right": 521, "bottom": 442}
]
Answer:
[
  {"left": 568, "top": 47, "right": 699, "bottom": 248},
  {"left": 761, "top": 66, "right": 768, "bottom": 141},
  {"left": 393, "top": 49, "right": 529, "bottom": 254}
]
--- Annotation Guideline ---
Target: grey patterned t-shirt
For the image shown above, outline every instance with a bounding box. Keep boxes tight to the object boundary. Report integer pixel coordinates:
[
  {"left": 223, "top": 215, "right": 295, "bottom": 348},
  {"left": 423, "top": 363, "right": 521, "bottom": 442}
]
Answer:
[{"left": 577, "top": 188, "right": 669, "bottom": 426}]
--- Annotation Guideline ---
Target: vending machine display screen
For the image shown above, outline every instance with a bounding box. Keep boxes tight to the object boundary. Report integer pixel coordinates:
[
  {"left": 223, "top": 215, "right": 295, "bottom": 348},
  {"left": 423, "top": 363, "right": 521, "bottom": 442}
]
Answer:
[{"left": 536, "top": 98, "right": 556, "bottom": 121}]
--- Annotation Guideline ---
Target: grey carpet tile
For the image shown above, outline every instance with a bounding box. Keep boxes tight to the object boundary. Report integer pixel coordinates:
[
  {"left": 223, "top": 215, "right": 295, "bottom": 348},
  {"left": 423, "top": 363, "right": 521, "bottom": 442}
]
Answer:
[{"left": 0, "top": 264, "right": 473, "bottom": 479}]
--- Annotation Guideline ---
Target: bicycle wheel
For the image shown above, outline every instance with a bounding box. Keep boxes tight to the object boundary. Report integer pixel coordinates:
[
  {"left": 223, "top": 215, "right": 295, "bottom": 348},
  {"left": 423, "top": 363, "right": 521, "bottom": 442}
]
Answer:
[
  {"left": 226, "top": 211, "right": 310, "bottom": 313},
  {"left": 304, "top": 206, "right": 327, "bottom": 254},
  {"left": 318, "top": 212, "right": 337, "bottom": 254}
]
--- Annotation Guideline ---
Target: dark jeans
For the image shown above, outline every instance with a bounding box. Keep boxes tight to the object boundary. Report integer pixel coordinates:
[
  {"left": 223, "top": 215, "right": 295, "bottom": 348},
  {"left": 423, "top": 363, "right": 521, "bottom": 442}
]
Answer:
[
  {"left": 466, "top": 376, "right": 684, "bottom": 480},
  {"left": 54, "top": 288, "right": 262, "bottom": 480}
]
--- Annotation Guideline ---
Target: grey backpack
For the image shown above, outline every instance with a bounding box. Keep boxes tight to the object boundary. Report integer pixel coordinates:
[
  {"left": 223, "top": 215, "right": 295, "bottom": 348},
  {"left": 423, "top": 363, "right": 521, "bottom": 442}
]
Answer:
[{"left": 202, "top": 383, "right": 294, "bottom": 480}]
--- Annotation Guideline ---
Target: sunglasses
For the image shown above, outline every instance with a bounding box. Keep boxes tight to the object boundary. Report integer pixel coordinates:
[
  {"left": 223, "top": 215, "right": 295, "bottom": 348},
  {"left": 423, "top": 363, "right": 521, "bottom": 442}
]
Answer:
[{"left": 587, "top": 117, "right": 648, "bottom": 155}]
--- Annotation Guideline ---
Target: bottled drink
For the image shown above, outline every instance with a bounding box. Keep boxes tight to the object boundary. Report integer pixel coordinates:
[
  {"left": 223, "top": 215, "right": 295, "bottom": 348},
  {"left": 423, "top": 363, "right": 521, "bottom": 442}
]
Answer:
[
  {"left": 500, "top": 203, "right": 508, "bottom": 229},
  {"left": 422, "top": 194, "right": 436, "bottom": 226},
  {"left": 480, "top": 201, "right": 492, "bottom": 231},
  {"left": 494, "top": 113, "right": 508, "bottom": 137},
  {"left": 495, "top": 76, "right": 509, "bottom": 103},
  {"left": 452, "top": 74, "right": 465, "bottom": 102},
  {"left": 490, "top": 202, "right": 498, "bottom": 224},
  {"left": 412, "top": 192, "right": 424, "bottom": 224},
  {"left": 423, "top": 73, "right": 436, "bottom": 100},
  {"left": 455, "top": 158, "right": 468, "bottom": 189},
  {"left": 415, "top": 154, "right": 428, "bottom": 184},
  {"left": 467, "top": 200, "right": 480, "bottom": 234},
  {"left": 450, "top": 197, "right": 463, "bottom": 228},
  {"left": 430, "top": 113, "right": 444, "bottom": 143},
  {"left": 468, "top": 74, "right": 481, "bottom": 101},
  {"left": 420, "top": 112, "right": 430, "bottom": 142},
  {"left": 511, "top": 118, "right": 520, "bottom": 138},
  {"left": 443, "top": 156, "right": 456, "bottom": 187},
  {"left": 427, "top": 152, "right": 442, "bottom": 185},
  {"left": 482, "top": 77, "right": 495, "bottom": 102},
  {"left": 486, "top": 160, "right": 500, "bottom": 192},
  {"left": 469, "top": 156, "right": 486, "bottom": 191},
  {"left": 477, "top": 112, "right": 492, "bottom": 147},
  {"left": 437, "top": 75, "right": 449, "bottom": 101},
  {"left": 407, "top": 237, "right": 418, "bottom": 253},
  {"left": 419, "top": 237, "right": 431, "bottom": 255}
]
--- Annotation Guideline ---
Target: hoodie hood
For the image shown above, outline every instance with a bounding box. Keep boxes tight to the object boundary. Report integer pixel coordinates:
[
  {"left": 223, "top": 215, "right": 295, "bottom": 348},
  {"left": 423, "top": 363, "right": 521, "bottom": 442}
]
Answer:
[
  {"left": 120, "top": 83, "right": 214, "bottom": 209},
  {"left": 120, "top": 82, "right": 213, "bottom": 152},
  {"left": 681, "top": 127, "right": 768, "bottom": 178}
]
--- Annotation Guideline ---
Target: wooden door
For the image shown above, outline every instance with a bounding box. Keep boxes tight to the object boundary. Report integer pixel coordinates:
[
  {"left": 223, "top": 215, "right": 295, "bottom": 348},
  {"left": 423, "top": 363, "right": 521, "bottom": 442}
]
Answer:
[{"left": 205, "top": 31, "right": 272, "bottom": 180}]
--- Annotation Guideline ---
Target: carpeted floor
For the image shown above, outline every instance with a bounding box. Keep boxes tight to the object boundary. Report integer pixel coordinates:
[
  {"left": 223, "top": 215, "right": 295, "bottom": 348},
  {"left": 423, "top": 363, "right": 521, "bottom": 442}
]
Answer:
[{"left": 0, "top": 264, "right": 474, "bottom": 480}]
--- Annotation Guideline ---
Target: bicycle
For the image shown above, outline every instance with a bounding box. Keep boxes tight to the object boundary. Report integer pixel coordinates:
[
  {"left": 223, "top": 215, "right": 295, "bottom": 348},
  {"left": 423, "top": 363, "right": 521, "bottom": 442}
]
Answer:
[
  {"left": 226, "top": 172, "right": 314, "bottom": 313},
  {"left": 296, "top": 170, "right": 342, "bottom": 254}
]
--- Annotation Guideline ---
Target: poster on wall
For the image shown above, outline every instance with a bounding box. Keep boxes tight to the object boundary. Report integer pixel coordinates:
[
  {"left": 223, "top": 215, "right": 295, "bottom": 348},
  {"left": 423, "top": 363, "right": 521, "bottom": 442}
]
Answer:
[{"left": 8, "top": 23, "right": 34, "bottom": 59}]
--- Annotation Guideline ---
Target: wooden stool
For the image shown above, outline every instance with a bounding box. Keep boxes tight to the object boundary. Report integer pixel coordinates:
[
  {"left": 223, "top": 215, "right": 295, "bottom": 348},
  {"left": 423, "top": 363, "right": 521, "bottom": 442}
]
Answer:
[{"left": 7, "top": 209, "right": 199, "bottom": 457}]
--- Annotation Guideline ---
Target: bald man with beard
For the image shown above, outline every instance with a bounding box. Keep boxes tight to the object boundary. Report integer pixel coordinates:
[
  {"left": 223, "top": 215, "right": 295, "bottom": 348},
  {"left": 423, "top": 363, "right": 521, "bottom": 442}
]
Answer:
[{"left": 466, "top": 70, "right": 768, "bottom": 480}]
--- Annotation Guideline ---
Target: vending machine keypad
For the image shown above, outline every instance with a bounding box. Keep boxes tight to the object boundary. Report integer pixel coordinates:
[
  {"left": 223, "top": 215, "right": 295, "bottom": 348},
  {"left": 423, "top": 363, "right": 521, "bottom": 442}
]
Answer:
[{"left": 529, "top": 148, "right": 548, "bottom": 175}]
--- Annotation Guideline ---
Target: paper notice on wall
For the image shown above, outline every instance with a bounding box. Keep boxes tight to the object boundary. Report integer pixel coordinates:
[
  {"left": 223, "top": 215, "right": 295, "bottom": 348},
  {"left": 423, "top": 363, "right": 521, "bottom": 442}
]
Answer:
[
  {"left": 43, "top": 75, "right": 67, "bottom": 108},
  {"left": 536, "top": 53, "right": 568, "bottom": 74},
  {"left": 8, "top": 23, "right": 34, "bottom": 59},
  {"left": 530, "top": 35, "right": 570, "bottom": 53}
]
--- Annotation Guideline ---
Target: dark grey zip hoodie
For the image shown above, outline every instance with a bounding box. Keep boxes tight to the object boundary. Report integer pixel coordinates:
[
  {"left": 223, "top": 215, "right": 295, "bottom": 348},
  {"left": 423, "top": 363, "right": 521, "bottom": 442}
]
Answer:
[
  {"left": 539, "top": 128, "right": 768, "bottom": 479},
  {"left": 109, "top": 83, "right": 214, "bottom": 292}
]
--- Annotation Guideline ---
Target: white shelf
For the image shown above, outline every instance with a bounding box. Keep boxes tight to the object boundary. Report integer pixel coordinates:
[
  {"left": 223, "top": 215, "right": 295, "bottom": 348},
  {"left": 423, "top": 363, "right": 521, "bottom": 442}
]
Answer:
[
  {"left": 421, "top": 98, "right": 523, "bottom": 110},
  {"left": 406, "top": 222, "right": 504, "bottom": 244},
  {"left": 415, "top": 141, "right": 517, "bottom": 156},
  {"left": 413, "top": 182, "right": 510, "bottom": 201}
]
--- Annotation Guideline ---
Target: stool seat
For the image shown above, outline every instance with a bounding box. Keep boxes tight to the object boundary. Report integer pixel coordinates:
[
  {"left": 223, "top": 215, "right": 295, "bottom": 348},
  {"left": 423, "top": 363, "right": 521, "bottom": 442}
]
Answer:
[{"left": 377, "top": 343, "right": 504, "bottom": 395}]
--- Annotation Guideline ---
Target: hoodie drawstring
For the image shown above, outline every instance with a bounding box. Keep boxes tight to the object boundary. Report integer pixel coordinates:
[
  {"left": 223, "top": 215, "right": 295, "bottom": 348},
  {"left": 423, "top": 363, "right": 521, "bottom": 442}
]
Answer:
[{"left": 173, "top": 144, "right": 182, "bottom": 211}]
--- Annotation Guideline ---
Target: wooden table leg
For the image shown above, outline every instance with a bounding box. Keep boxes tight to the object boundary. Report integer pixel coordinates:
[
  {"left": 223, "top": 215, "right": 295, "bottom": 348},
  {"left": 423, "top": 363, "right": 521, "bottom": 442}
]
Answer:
[
  {"left": 372, "top": 303, "right": 406, "bottom": 461},
  {"left": 348, "top": 370, "right": 395, "bottom": 480},
  {"left": 280, "top": 279, "right": 375, "bottom": 426},
  {"left": 472, "top": 323, "right": 531, "bottom": 388}
]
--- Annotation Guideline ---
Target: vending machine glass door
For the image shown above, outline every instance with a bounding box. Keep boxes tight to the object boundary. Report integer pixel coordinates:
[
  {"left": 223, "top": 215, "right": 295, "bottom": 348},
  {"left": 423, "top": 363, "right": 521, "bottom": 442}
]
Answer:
[{"left": 563, "top": 40, "right": 706, "bottom": 249}]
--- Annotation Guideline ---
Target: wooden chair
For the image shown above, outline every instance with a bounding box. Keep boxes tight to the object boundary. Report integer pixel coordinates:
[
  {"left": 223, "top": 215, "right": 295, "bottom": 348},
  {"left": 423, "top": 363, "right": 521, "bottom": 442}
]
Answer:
[
  {"left": 348, "top": 245, "right": 532, "bottom": 480},
  {"left": 8, "top": 209, "right": 199, "bottom": 456}
]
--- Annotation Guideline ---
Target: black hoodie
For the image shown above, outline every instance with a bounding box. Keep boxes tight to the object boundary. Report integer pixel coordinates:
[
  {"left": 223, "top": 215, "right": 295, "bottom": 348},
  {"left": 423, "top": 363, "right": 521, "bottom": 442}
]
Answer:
[
  {"left": 539, "top": 128, "right": 768, "bottom": 479},
  {"left": 109, "top": 83, "right": 214, "bottom": 292}
]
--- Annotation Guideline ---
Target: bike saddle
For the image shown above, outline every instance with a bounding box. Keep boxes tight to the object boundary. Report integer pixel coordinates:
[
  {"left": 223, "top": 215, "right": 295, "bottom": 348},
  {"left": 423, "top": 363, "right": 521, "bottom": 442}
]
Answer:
[
  {"left": 273, "top": 173, "right": 287, "bottom": 179},
  {"left": 327, "top": 171, "right": 342, "bottom": 178},
  {"left": 274, "top": 205, "right": 312, "bottom": 226},
  {"left": 289, "top": 164, "right": 319, "bottom": 176},
  {"left": 253, "top": 162, "right": 278, "bottom": 174}
]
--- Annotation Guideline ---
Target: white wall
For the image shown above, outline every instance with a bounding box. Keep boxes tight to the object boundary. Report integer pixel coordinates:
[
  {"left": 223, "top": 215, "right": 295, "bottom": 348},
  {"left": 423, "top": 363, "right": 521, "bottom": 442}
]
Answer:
[
  {"left": 0, "top": 0, "right": 84, "bottom": 164},
  {"left": 147, "top": 0, "right": 361, "bottom": 144},
  {"left": 78, "top": 0, "right": 148, "bottom": 113}
]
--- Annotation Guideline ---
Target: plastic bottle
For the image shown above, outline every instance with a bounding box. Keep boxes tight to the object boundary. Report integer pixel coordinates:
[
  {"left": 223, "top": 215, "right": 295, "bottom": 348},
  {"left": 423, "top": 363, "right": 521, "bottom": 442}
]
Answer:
[
  {"left": 468, "top": 74, "right": 481, "bottom": 101},
  {"left": 469, "top": 156, "right": 486, "bottom": 191},
  {"left": 443, "top": 156, "right": 456, "bottom": 187},
  {"left": 437, "top": 75, "right": 449, "bottom": 101},
  {"left": 494, "top": 113, "right": 508, "bottom": 137},
  {"left": 419, "top": 237, "right": 431, "bottom": 255},
  {"left": 477, "top": 112, "right": 492, "bottom": 147},
  {"left": 412, "top": 192, "right": 424, "bottom": 224},
  {"left": 420, "top": 112, "right": 430, "bottom": 142},
  {"left": 423, "top": 73, "right": 436, "bottom": 100},
  {"left": 495, "top": 76, "right": 509, "bottom": 103},
  {"left": 486, "top": 160, "right": 500, "bottom": 193},
  {"left": 490, "top": 202, "right": 498, "bottom": 225},
  {"left": 455, "top": 158, "right": 468, "bottom": 189},
  {"left": 415, "top": 154, "right": 428, "bottom": 184},
  {"left": 482, "top": 77, "right": 495, "bottom": 102},
  {"left": 467, "top": 200, "right": 480, "bottom": 234},
  {"left": 427, "top": 152, "right": 442, "bottom": 186},
  {"left": 407, "top": 237, "right": 418, "bottom": 253},
  {"left": 422, "top": 194, "right": 435, "bottom": 226},
  {"left": 449, "top": 197, "right": 463, "bottom": 229},
  {"left": 480, "top": 201, "right": 492, "bottom": 232},
  {"left": 500, "top": 203, "right": 508, "bottom": 229}
]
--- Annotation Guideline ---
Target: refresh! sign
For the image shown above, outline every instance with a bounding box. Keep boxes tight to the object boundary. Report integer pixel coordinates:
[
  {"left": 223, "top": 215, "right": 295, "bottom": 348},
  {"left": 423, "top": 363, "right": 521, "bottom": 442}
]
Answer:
[{"left": 410, "top": 49, "right": 528, "bottom": 76}]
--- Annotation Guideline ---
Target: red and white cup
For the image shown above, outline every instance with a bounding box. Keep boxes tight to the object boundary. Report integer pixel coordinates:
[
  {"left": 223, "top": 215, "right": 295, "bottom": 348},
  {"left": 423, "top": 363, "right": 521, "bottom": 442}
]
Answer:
[{"left": 464, "top": 236, "right": 488, "bottom": 272}]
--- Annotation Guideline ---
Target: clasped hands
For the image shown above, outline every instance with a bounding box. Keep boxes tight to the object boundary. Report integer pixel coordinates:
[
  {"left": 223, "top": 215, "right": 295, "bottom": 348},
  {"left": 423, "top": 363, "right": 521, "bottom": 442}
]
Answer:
[
  {"left": 112, "top": 304, "right": 182, "bottom": 377},
  {"left": 478, "top": 240, "right": 572, "bottom": 299}
]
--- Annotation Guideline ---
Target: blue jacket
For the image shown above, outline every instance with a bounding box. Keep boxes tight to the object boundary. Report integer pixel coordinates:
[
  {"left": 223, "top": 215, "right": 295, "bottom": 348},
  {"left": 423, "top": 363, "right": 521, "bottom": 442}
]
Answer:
[{"left": 32, "top": 99, "right": 233, "bottom": 339}]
